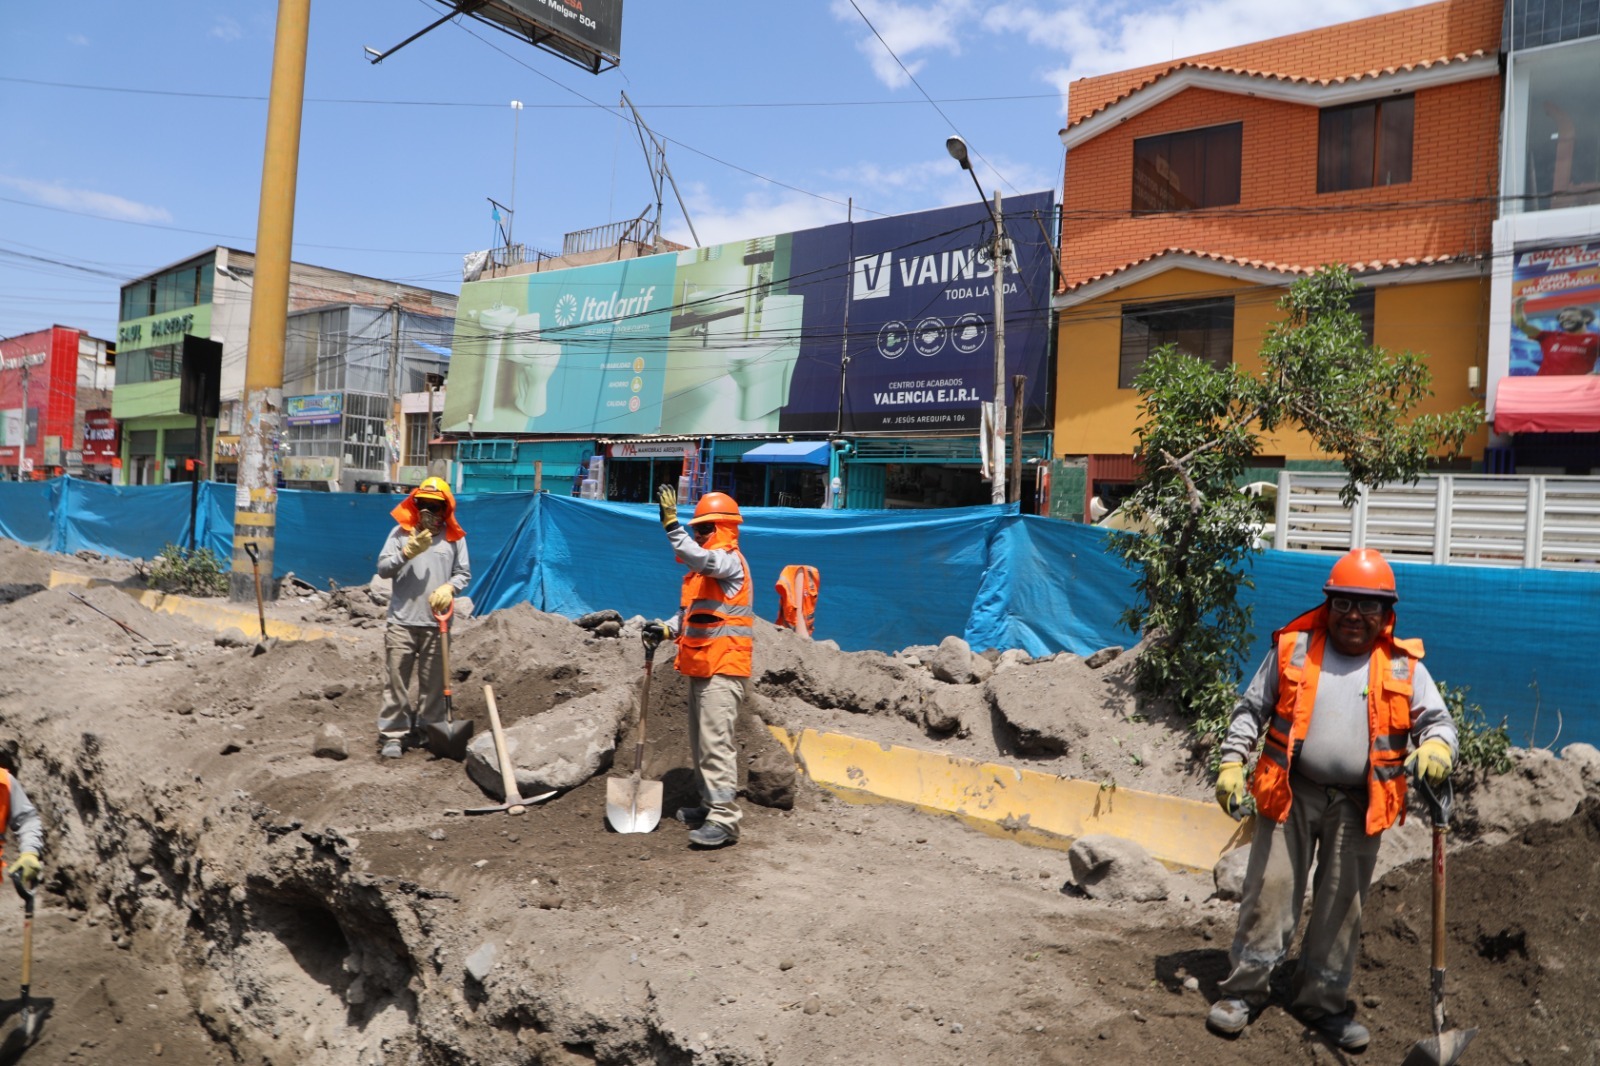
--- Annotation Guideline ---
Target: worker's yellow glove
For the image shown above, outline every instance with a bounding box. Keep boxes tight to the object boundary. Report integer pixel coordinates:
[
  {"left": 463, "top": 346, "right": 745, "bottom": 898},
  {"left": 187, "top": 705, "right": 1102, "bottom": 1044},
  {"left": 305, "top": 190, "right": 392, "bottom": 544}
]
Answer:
[
  {"left": 657, "top": 484, "right": 679, "bottom": 529},
  {"left": 428, "top": 584, "right": 455, "bottom": 614},
  {"left": 11, "top": 852, "right": 40, "bottom": 889},
  {"left": 1215, "top": 762, "right": 1248, "bottom": 817},
  {"left": 402, "top": 527, "right": 434, "bottom": 560},
  {"left": 1404, "top": 737, "right": 1454, "bottom": 786}
]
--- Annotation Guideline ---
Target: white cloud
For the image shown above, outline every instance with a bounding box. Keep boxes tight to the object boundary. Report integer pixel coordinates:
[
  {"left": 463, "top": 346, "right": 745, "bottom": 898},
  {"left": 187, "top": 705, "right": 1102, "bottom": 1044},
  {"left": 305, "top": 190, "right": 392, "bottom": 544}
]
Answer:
[
  {"left": 67, "top": 34, "right": 90, "bottom": 47},
  {"left": 0, "top": 176, "right": 173, "bottom": 224},
  {"left": 210, "top": 16, "right": 243, "bottom": 43},
  {"left": 666, "top": 185, "right": 852, "bottom": 247},
  {"left": 831, "top": 0, "right": 975, "bottom": 89}
]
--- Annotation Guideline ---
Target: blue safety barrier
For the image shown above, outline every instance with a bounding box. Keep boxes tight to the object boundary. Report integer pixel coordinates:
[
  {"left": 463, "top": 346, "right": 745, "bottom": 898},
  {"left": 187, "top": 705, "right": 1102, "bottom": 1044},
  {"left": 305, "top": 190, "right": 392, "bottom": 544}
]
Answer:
[{"left": 1, "top": 476, "right": 1595, "bottom": 749}]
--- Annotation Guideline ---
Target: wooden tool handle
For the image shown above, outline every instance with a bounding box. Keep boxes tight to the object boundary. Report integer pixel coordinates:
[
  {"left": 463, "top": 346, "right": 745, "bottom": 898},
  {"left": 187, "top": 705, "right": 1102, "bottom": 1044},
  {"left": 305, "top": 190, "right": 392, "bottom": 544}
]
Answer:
[
  {"left": 483, "top": 685, "right": 520, "bottom": 802},
  {"left": 1431, "top": 824, "right": 1447, "bottom": 970}
]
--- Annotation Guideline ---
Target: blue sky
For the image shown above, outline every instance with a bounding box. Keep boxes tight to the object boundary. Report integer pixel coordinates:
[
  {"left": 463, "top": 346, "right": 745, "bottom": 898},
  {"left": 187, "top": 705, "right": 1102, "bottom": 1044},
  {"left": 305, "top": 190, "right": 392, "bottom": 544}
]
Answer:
[{"left": 0, "top": 0, "right": 1427, "bottom": 342}]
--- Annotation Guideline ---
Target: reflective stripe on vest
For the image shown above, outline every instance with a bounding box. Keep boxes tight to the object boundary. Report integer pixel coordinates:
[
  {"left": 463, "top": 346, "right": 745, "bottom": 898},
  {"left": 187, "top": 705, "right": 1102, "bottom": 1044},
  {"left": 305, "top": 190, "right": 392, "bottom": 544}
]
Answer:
[
  {"left": 1248, "top": 604, "right": 1424, "bottom": 835},
  {"left": 676, "top": 550, "right": 753, "bottom": 678}
]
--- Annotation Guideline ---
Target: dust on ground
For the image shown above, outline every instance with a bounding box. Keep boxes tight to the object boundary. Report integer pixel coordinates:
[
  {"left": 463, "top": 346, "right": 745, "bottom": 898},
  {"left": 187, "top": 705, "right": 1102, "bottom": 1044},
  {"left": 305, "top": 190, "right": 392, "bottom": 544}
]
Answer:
[{"left": 0, "top": 535, "right": 1595, "bottom": 1065}]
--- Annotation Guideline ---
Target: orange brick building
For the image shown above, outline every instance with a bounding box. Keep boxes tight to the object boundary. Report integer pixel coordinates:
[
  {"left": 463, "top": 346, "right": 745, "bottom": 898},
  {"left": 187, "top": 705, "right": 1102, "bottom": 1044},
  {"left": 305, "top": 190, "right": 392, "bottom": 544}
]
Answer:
[{"left": 1052, "top": 0, "right": 1502, "bottom": 505}]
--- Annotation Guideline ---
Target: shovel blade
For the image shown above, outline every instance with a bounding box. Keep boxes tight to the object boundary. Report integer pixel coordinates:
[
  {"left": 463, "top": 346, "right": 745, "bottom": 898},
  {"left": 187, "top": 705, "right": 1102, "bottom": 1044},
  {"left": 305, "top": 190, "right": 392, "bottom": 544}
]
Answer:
[
  {"left": 424, "top": 719, "right": 475, "bottom": 761},
  {"left": 605, "top": 775, "right": 663, "bottom": 834},
  {"left": 1401, "top": 1028, "right": 1478, "bottom": 1066}
]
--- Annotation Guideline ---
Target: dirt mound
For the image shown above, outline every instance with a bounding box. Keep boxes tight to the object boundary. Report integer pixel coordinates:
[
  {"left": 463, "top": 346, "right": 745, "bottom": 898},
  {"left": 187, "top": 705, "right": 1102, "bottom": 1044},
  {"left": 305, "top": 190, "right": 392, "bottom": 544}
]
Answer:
[{"left": 0, "top": 537, "right": 1597, "bottom": 1065}]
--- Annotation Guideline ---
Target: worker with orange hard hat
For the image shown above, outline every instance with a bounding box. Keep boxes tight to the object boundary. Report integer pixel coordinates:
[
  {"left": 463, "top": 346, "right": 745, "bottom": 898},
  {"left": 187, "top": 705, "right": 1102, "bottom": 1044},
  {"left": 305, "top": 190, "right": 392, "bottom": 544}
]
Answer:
[
  {"left": 643, "top": 486, "right": 753, "bottom": 849},
  {"left": 1206, "top": 548, "right": 1457, "bottom": 1052}
]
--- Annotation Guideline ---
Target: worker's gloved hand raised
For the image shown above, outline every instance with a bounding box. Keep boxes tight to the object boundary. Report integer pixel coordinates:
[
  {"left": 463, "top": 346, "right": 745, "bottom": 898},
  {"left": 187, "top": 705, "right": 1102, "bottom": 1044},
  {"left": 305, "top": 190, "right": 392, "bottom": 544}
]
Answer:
[
  {"left": 641, "top": 620, "right": 672, "bottom": 650},
  {"left": 657, "top": 484, "right": 679, "bottom": 529},
  {"left": 1404, "top": 737, "right": 1453, "bottom": 786},
  {"left": 11, "top": 852, "right": 40, "bottom": 889},
  {"left": 403, "top": 527, "right": 434, "bottom": 560},
  {"left": 428, "top": 584, "right": 454, "bottom": 614},
  {"left": 1215, "top": 762, "right": 1248, "bottom": 817}
]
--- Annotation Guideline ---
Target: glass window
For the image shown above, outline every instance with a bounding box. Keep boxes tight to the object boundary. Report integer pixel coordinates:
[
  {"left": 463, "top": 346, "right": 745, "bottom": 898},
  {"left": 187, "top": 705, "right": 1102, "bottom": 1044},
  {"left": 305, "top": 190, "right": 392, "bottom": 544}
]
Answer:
[
  {"left": 1318, "top": 96, "right": 1414, "bottom": 193},
  {"left": 1512, "top": 38, "right": 1600, "bottom": 213},
  {"left": 1350, "top": 288, "right": 1376, "bottom": 346},
  {"left": 1132, "top": 123, "right": 1242, "bottom": 213},
  {"left": 1118, "top": 297, "right": 1236, "bottom": 387}
]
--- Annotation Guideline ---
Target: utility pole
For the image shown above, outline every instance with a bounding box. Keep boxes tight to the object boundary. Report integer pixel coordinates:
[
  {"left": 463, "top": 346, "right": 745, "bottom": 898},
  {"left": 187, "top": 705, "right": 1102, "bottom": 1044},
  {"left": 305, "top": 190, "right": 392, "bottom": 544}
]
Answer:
[
  {"left": 1011, "top": 374, "right": 1025, "bottom": 507},
  {"left": 228, "top": 0, "right": 310, "bottom": 603},
  {"left": 18, "top": 362, "right": 28, "bottom": 481},
  {"left": 990, "top": 189, "right": 1008, "bottom": 505}
]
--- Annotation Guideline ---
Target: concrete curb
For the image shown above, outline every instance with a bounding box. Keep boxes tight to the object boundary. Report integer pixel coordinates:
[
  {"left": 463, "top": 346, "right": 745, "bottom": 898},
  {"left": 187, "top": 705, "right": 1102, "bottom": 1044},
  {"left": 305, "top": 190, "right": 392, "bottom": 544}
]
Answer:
[
  {"left": 48, "top": 570, "right": 355, "bottom": 644},
  {"left": 768, "top": 725, "right": 1252, "bottom": 872}
]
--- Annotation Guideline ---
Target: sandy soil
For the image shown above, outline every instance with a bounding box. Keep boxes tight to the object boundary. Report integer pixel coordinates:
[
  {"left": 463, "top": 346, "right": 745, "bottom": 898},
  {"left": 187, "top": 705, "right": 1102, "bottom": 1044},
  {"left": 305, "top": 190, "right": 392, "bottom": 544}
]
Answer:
[{"left": 0, "top": 537, "right": 1595, "bottom": 1065}]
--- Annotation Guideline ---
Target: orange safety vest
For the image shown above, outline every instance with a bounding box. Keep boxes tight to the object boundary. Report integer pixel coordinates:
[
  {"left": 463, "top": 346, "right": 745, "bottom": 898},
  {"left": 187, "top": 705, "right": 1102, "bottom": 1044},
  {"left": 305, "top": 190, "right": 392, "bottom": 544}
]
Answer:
[
  {"left": 0, "top": 769, "right": 10, "bottom": 869},
  {"left": 775, "top": 565, "right": 820, "bottom": 638},
  {"left": 675, "top": 528, "right": 753, "bottom": 678},
  {"left": 1249, "top": 604, "right": 1425, "bottom": 836}
]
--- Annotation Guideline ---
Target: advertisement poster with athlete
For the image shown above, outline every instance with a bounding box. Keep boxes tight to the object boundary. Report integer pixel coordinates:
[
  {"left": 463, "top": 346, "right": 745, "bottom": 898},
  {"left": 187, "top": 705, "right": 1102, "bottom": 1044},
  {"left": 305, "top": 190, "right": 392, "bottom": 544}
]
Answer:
[{"left": 1511, "top": 243, "right": 1600, "bottom": 377}]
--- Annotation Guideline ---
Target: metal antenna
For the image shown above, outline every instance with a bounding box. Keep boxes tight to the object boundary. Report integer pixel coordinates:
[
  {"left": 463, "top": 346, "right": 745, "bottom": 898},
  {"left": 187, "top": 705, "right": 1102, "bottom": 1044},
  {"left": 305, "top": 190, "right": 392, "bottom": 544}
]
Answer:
[{"left": 619, "top": 91, "right": 700, "bottom": 248}]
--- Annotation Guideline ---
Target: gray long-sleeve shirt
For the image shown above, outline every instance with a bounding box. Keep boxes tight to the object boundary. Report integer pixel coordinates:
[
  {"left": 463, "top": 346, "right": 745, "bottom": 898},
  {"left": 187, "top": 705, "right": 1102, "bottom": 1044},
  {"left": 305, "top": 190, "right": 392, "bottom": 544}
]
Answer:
[
  {"left": 6, "top": 778, "right": 43, "bottom": 858},
  {"left": 376, "top": 526, "right": 470, "bottom": 628},
  {"left": 1222, "top": 643, "right": 1457, "bottom": 788},
  {"left": 663, "top": 524, "right": 745, "bottom": 636}
]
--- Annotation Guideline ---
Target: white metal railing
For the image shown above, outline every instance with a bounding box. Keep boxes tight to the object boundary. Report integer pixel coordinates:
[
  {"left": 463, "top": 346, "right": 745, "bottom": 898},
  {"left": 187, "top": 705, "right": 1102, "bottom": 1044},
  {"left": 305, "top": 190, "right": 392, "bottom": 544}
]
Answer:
[{"left": 1272, "top": 471, "right": 1600, "bottom": 570}]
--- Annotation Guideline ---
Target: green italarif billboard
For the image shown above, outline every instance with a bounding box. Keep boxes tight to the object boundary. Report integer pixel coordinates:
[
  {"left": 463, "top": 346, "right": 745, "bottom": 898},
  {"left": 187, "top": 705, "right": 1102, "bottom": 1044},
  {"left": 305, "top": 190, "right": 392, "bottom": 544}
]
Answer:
[{"left": 442, "top": 236, "right": 797, "bottom": 436}]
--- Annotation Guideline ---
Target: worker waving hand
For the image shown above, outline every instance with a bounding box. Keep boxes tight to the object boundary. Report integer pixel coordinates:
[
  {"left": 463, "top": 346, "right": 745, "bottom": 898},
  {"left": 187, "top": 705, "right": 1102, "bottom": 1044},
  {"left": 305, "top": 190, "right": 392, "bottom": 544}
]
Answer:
[{"left": 645, "top": 485, "right": 753, "bottom": 849}]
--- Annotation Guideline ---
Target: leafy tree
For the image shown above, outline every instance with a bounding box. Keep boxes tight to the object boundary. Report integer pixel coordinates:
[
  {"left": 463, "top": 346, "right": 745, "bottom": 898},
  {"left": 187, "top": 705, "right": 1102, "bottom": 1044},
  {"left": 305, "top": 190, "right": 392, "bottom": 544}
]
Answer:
[{"left": 1112, "top": 267, "right": 1480, "bottom": 750}]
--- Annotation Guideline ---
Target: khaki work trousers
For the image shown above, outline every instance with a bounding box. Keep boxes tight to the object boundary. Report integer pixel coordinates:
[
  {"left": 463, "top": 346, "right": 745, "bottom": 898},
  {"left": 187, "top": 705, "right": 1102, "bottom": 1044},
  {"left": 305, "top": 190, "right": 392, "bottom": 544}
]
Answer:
[
  {"left": 379, "top": 622, "right": 444, "bottom": 741},
  {"left": 1219, "top": 773, "right": 1383, "bottom": 1017},
  {"left": 688, "top": 673, "right": 745, "bottom": 838}
]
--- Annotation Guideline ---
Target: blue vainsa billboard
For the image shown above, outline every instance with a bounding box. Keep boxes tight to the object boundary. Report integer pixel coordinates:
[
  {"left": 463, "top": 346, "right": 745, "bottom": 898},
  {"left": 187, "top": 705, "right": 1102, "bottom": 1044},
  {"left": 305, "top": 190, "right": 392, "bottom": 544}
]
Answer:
[{"left": 441, "top": 191, "right": 1055, "bottom": 436}]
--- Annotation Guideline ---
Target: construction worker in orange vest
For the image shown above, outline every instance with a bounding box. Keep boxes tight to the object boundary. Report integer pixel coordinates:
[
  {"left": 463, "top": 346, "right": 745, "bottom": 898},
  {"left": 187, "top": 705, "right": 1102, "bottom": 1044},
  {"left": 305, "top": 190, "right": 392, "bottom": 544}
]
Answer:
[
  {"left": 644, "top": 486, "right": 753, "bottom": 849},
  {"left": 0, "top": 747, "right": 44, "bottom": 893},
  {"left": 1206, "top": 548, "right": 1457, "bottom": 1053}
]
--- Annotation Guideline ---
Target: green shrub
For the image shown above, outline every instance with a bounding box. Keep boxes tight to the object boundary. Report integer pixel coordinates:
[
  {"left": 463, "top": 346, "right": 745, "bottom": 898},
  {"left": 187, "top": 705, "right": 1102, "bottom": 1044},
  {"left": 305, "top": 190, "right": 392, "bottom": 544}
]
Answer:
[
  {"left": 144, "top": 544, "right": 228, "bottom": 597},
  {"left": 1440, "top": 682, "right": 1512, "bottom": 775}
]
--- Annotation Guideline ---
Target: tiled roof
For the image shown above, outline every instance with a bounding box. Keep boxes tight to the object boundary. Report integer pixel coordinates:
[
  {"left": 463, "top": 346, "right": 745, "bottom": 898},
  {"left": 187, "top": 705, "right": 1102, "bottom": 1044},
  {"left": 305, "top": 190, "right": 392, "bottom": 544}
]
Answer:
[
  {"left": 1062, "top": 247, "right": 1471, "bottom": 293},
  {"left": 1066, "top": 50, "right": 1490, "bottom": 130}
]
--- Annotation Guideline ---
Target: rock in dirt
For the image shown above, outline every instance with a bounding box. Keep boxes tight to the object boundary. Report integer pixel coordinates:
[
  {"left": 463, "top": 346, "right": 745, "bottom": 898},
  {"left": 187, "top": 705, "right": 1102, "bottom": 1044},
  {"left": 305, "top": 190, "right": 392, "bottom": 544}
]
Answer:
[
  {"left": 214, "top": 628, "right": 251, "bottom": 648},
  {"left": 931, "top": 636, "right": 988, "bottom": 684},
  {"left": 464, "top": 942, "right": 496, "bottom": 983},
  {"left": 922, "top": 684, "right": 983, "bottom": 736},
  {"left": 1462, "top": 748, "right": 1588, "bottom": 842},
  {"left": 745, "top": 748, "right": 796, "bottom": 809},
  {"left": 1084, "top": 646, "right": 1124, "bottom": 669},
  {"left": 1212, "top": 845, "right": 1250, "bottom": 901},
  {"left": 1560, "top": 742, "right": 1600, "bottom": 789},
  {"left": 986, "top": 655, "right": 1091, "bottom": 756},
  {"left": 1068, "top": 834, "right": 1170, "bottom": 902},
  {"left": 465, "top": 686, "right": 632, "bottom": 798},
  {"left": 576, "top": 609, "right": 623, "bottom": 630},
  {"left": 312, "top": 724, "right": 349, "bottom": 761}
]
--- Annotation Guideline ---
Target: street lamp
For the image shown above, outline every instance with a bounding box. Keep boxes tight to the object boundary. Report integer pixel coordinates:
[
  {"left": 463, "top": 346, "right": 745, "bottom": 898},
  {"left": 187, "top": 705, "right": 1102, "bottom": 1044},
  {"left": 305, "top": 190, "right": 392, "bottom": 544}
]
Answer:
[{"left": 946, "top": 135, "right": 1008, "bottom": 505}]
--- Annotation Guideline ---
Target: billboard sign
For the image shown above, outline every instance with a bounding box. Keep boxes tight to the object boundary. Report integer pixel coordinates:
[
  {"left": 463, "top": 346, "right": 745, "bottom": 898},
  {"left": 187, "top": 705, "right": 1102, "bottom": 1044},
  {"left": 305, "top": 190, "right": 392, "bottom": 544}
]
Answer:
[
  {"left": 1511, "top": 243, "right": 1600, "bottom": 377},
  {"left": 286, "top": 392, "right": 343, "bottom": 426},
  {"left": 462, "top": 0, "right": 623, "bottom": 72},
  {"left": 442, "top": 191, "right": 1055, "bottom": 438},
  {"left": 83, "top": 409, "right": 120, "bottom": 463}
]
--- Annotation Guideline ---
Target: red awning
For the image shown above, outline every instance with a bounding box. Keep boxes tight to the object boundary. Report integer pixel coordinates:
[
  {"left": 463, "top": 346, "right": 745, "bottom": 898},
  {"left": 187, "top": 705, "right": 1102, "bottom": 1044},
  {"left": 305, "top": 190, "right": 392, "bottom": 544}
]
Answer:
[{"left": 1493, "top": 375, "right": 1600, "bottom": 434}]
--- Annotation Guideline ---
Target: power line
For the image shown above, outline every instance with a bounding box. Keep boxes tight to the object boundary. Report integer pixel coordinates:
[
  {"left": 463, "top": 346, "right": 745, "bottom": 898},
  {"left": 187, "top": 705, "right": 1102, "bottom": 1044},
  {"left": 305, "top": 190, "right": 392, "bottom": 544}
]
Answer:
[{"left": 845, "top": 0, "right": 1018, "bottom": 196}]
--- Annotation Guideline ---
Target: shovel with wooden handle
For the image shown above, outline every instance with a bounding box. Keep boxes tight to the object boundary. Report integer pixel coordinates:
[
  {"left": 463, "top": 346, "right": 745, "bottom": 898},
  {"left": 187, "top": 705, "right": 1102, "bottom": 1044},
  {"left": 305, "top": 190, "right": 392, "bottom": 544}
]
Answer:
[
  {"left": 1401, "top": 775, "right": 1478, "bottom": 1066},
  {"left": 465, "top": 684, "right": 555, "bottom": 815},
  {"left": 10, "top": 870, "right": 38, "bottom": 1046},
  {"left": 241, "top": 542, "right": 277, "bottom": 655},
  {"left": 606, "top": 637, "right": 664, "bottom": 834},
  {"left": 422, "top": 604, "right": 474, "bottom": 760}
]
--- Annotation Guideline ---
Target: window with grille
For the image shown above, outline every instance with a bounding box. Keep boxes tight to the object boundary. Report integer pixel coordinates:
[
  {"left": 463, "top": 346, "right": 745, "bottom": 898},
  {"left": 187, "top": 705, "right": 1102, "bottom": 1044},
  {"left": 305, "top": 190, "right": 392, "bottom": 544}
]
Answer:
[
  {"left": 1118, "top": 297, "right": 1236, "bottom": 388},
  {"left": 1318, "top": 96, "right": 1414, "bottom": 193},
  {"left": 1132, "top": 122, "right": 1243, "bottom": 213}
]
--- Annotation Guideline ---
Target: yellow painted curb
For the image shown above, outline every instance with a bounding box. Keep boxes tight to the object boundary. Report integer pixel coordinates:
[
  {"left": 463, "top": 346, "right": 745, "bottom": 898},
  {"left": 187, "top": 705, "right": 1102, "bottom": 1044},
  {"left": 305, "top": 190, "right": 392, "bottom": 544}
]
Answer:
[
  {"left": 49, "top": 570, "right": 354, "bottom": 644},
  {"left": 768, "top": 726, "right": 1252, "bottom": 872}
]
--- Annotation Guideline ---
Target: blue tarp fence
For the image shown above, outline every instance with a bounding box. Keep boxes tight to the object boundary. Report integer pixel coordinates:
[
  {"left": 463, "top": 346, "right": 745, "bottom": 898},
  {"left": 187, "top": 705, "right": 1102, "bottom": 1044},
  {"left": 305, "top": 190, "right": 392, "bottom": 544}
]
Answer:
[{"left": 2, "top": 476, "right": 1594, "bottom": 749}]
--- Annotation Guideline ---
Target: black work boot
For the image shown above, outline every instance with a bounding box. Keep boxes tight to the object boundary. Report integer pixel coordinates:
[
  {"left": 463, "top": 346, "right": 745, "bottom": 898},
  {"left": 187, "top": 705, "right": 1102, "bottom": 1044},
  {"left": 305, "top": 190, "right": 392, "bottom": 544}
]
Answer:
[
  {"left": 674, "top": 806, "right": 709, "bottom": 828},
  {"left": 688, "top": 823, "right": 736, "bottom": 848}
]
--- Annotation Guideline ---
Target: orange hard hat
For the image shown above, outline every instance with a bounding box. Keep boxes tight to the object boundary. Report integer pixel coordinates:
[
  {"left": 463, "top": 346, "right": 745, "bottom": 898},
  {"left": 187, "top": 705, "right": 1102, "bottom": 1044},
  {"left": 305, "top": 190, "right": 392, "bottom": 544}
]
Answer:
[
  {"left": 687, "top": 491, "right": 743, "bottom": 526},
  {"left": 1323, "top": 548, "right": 1397, "bottom": 601}
]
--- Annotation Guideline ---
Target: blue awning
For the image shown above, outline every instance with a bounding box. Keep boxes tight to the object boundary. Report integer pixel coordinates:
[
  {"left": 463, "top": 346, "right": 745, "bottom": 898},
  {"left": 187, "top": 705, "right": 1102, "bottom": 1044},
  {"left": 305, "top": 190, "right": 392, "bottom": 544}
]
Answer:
[{"left": 739, "top": 441, "right": 831, "bottom": 466}]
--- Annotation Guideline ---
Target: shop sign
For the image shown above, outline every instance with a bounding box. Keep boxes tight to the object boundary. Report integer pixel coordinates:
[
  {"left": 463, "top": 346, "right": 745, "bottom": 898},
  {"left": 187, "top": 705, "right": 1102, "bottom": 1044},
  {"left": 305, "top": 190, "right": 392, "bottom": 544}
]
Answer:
[
  {"left": 43, "top": 436, "right": 62, "bottom": 466},
  {"left": 283, "top": 454, "right": 341, "bottom": 481},
  {"left": 286, "top": 392, "right": 343, "bottom": 426},
  {"left": 83, "top": 409, "right": 120, "bottom": 463},
  {"left": 115, "top": 304, "right": 213, "bottom": 353},
  {"left": 609, "top": 441, "right": 694, "bottom": 458}
]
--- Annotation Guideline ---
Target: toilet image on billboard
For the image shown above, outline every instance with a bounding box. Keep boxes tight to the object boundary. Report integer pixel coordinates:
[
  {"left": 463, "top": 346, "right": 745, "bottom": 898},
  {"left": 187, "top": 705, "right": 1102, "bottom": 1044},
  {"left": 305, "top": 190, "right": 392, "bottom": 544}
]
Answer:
[
  {"left": 471, "top": 303, "right": 520, "bottom": 424},
  {"left": 501, "top": 312, "right": 561, "bottom": 419},
  {"left": 727, "top": 294, "right": 804, "bottom": 421}
]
